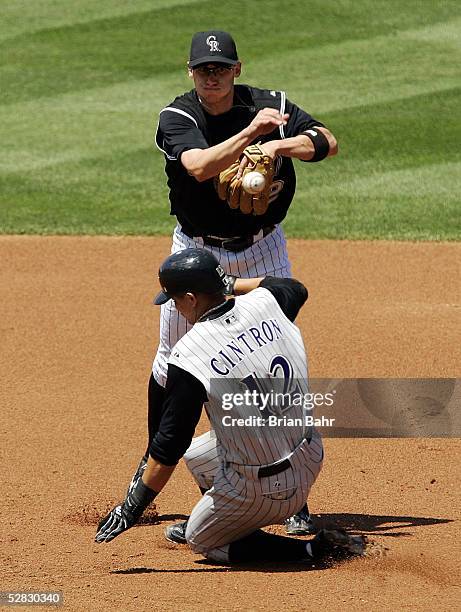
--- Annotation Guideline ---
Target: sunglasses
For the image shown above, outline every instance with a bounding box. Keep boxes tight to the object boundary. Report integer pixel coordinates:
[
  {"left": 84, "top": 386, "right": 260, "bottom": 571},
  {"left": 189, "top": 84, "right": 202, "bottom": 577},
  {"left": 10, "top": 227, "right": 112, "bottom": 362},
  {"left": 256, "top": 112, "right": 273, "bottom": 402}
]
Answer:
[{"left": 194, "top": 65, "right": 234, "bottom": 77}]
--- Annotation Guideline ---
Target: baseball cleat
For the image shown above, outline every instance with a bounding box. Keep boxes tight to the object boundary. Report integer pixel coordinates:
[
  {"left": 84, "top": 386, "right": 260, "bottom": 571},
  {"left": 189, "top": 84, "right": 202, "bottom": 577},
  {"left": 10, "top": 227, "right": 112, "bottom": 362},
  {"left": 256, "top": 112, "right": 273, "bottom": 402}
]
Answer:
[
  {"left": 164, "top": 520, "right": 188, "bottom": 544},
  {"left": 309, "top": 529, "right": 369, "bottom": 560},
  {"left": 285, "top": 505, "right": 315, "bottom": 535}
]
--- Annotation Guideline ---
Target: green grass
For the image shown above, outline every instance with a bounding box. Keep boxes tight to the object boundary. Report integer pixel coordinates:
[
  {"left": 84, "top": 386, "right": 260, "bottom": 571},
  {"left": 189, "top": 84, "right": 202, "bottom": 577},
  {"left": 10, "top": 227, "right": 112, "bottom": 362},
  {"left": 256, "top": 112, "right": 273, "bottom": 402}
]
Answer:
[{"left": 1, "top": 0, "right": 460, "bottom": 239}]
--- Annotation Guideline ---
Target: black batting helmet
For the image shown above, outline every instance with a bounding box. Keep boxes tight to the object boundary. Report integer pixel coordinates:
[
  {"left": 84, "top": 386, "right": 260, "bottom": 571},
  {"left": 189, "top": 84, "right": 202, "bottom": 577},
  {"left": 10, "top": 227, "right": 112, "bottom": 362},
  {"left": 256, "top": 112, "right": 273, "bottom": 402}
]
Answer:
[{"left": 154, "top": 248, "right": 228, "bottom": 305}]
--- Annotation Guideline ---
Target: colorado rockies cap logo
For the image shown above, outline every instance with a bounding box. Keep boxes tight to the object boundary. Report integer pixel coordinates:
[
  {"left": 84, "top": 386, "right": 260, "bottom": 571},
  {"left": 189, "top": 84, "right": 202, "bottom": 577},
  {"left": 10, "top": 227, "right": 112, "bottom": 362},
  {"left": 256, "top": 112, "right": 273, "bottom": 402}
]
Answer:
[{"left": 206, "top": 35, "right": 221, "bottom": 53}]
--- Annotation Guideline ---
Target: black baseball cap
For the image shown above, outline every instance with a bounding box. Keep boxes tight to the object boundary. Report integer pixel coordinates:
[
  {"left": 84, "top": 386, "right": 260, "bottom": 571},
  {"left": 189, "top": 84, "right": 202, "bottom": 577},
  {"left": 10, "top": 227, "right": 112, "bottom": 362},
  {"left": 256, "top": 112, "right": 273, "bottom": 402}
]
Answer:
[
  {"left": 154, "top": 248, "right": 228, "bottom": 305},
  {"left": 189, "top": 30, "right": 238, "bottom": 68}
]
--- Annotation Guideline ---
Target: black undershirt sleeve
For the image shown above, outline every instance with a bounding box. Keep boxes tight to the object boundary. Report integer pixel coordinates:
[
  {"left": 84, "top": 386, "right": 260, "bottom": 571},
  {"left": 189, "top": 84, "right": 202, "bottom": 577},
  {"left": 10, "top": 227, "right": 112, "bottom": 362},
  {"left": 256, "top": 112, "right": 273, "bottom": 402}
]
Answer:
[
  {"left": 259, "top": 277, "right": 308, "bottom": 322},
  {"left": 148, "top": 364, "right": 207, "bottom": 466}
]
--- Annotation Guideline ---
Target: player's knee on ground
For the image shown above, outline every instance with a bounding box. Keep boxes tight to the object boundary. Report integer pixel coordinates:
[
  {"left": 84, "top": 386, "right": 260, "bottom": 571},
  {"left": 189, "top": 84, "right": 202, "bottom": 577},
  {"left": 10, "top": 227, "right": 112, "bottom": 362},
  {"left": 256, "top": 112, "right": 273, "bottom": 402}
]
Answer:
[
  {"left": 184, "top": 522, "right": 230, "bottom": 563},
  {"left": 186, "top": 527, "right": 309, "bottom": 564}
]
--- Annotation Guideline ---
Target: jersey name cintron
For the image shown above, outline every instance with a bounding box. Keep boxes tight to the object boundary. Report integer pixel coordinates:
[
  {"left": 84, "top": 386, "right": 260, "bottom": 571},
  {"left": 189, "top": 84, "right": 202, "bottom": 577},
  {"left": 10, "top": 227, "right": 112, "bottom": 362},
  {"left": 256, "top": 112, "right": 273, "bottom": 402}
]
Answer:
[{"left": 210, "top": 318, "right": 283, "bottom": 375}]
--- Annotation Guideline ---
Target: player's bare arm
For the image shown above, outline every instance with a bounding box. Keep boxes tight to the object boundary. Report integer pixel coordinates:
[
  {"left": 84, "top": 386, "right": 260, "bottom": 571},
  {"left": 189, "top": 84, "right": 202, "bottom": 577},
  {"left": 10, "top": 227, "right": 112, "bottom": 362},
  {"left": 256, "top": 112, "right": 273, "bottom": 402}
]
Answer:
[
  {"left": 234, "top": 126, "right": 336, "bottom": 178},
  {"left": 232, "top": 277, "right": 264, "bottom": 295},
  {"left": 142, "top": 456, "right": 176, "bottom": 492},
  {"left": 261, "top": 126, "right": 338, "bottom": 162},
  {"left": 181, "top": 108, "right": 289, "bottom": 182}
]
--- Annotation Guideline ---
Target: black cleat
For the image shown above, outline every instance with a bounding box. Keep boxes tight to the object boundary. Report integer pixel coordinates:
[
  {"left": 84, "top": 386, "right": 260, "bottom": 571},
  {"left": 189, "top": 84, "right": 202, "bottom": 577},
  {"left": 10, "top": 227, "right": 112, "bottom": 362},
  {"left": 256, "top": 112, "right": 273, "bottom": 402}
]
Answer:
[{"left": 164, "top": 520, "right": 188, "bottom": 544}]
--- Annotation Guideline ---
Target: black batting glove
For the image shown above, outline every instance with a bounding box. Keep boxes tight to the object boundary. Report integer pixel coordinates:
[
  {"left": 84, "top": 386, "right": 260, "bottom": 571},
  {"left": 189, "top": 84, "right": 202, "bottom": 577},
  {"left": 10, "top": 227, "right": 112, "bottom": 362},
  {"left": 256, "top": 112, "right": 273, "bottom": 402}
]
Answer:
[
  {"left": 126, "top": 455, "right": 148, "bottom": 498},
  {"left": 95, "top": 478, "right": 157, "bottom": 543},
  {"left": 95, "top": 504, "right": 134, "bottom": 543}
]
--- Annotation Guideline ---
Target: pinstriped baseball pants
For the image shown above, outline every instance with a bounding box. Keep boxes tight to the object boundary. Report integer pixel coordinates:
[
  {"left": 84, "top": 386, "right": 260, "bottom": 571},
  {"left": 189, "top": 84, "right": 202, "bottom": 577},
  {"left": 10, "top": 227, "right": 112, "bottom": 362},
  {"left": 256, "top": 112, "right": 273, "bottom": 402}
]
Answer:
[
  {"left": 182, "top": 430, "right": 324, "bottom": 563},
  {"left": 152, "top": 224, "right": 292, "bottom": 387}
]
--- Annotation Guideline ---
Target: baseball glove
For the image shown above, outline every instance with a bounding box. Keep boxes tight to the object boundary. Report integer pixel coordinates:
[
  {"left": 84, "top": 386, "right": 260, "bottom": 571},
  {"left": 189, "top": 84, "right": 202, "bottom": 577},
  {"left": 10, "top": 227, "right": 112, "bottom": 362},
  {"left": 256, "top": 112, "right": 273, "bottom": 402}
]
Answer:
[{"left": 216, "top": 144, "right": 275, "bottom": 215}]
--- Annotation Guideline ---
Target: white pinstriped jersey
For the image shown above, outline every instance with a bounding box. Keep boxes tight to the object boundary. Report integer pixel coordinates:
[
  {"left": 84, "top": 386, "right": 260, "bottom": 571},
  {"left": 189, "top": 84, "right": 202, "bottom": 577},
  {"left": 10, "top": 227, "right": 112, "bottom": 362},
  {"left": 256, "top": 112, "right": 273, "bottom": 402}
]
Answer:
[
  {"left": 168, "top": 287, "right": 310, "bottom": 467},
  {"left": 152, "top": 224, "right": 291, "bottom": 387}
]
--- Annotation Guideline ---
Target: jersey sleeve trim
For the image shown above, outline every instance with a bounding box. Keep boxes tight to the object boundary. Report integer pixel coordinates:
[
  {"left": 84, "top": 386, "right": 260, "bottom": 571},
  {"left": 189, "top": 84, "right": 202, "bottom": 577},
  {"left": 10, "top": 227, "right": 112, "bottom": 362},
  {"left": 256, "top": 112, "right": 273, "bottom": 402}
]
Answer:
[
  {"left": 154, "top": 107, "right": 200, "bottom": 161},
  {"left": 160, "top": 106, "right": 199, "bottom": 127},
  {"left": 279, "top": 90, "right": 286, "bottom": 139}
]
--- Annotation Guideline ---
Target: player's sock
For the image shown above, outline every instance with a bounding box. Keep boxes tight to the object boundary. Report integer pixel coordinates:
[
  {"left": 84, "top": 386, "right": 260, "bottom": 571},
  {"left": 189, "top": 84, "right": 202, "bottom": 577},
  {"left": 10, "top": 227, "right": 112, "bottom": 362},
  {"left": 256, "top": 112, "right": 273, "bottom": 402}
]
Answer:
[
  {"left": 298, "top": 502, "right": 309, "bottom": 516},
  {"left": 228, "top": 530, "right": 308, "bottom": 562}
]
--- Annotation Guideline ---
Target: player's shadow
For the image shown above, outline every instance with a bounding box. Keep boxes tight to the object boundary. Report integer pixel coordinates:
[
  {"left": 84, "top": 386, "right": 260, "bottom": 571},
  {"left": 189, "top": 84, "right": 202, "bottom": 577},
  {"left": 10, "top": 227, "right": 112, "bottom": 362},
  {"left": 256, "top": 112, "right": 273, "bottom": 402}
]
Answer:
[
  {"left": 112, "top": 557, "right": 352, "bottom": 574},
  {"left": 312, "top": 512, "right": 452, "bottom": 538},
  {"left": 112, "top": 563, "right": 326, "bottom": 574},
  {"left": 111, "top": 511, "right": 453, "bottom": 575},
  {"left": 139, "top": 512, "right": 189, "bottom": 525}
]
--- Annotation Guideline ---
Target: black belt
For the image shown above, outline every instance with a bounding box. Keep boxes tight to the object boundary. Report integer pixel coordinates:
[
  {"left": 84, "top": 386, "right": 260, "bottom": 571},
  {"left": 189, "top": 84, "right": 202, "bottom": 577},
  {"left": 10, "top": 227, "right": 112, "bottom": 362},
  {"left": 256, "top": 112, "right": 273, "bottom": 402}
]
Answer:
[
  {"left": 181, "top": 225, "right": 275, "bottom": 253},
  {"left": 257, "top": 430, "right": 313, "bottom": 478},
  {"left": 258, "top": 457, "right": 291, "bottom": 478}
]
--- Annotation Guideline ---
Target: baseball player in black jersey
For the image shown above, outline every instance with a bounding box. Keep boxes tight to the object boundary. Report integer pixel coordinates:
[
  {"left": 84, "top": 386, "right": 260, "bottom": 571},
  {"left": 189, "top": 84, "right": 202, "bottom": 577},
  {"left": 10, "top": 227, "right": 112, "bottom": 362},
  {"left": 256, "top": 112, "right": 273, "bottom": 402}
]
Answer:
[
  {"left": 96, "top": 249, "right": 371, "bottom": 565},
  {"left": 143, "top": 30, "right": 338, "bottom": 535}
]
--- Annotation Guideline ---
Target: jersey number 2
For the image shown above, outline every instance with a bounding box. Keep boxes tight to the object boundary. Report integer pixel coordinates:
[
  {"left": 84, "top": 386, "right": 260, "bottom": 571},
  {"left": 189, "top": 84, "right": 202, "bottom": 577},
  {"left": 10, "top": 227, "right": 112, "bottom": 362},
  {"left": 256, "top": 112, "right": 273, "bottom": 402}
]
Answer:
[{"left": 240, "top": 355, "right": 300, "bottom": 418}]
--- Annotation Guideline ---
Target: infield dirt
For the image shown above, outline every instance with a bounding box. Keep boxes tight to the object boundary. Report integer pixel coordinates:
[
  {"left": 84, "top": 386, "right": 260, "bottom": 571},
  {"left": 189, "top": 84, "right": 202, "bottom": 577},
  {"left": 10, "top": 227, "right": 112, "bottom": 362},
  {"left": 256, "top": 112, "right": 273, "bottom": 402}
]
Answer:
[{"left": 1, "top": 236, "right": 459, "bottom": 611}]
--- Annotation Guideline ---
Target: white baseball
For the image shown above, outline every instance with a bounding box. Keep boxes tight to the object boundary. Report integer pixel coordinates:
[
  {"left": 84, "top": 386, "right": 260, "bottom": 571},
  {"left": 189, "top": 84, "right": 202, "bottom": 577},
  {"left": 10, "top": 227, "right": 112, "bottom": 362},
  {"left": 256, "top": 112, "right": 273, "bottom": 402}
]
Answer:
[{"left": 242, "top": 171, "right": 266, "bottom": 194}]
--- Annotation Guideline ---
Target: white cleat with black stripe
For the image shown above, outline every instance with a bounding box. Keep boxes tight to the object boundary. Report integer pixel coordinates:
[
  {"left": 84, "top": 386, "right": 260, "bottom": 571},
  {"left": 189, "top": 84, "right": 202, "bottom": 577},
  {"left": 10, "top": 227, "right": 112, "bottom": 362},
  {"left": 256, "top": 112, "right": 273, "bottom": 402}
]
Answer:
[{"left": 285, "top": 505, "right": 316, "bottom": 535}]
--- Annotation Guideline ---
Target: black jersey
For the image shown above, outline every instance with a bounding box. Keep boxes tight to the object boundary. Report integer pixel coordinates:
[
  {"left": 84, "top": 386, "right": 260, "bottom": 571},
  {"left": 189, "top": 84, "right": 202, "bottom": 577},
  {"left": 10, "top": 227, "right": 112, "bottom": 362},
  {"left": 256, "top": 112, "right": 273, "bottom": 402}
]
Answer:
[{"left": 155, "top": 85, "right": 324, "bottom": 238}]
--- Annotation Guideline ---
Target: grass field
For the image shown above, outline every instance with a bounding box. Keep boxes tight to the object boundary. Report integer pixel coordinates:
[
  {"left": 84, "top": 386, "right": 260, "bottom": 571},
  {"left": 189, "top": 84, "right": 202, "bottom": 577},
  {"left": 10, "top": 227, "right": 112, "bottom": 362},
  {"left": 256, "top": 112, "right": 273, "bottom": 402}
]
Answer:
[{"left": 1, "top": 0, "right": 460, "bottom": 239}]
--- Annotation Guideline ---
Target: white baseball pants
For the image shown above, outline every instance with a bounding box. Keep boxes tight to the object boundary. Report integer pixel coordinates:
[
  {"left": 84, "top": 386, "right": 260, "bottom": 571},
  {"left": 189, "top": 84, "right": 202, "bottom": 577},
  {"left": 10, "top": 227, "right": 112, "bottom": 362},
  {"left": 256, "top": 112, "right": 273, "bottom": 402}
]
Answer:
[{"left": 182, "top": 430, "right": 324, "bottom": 563}]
